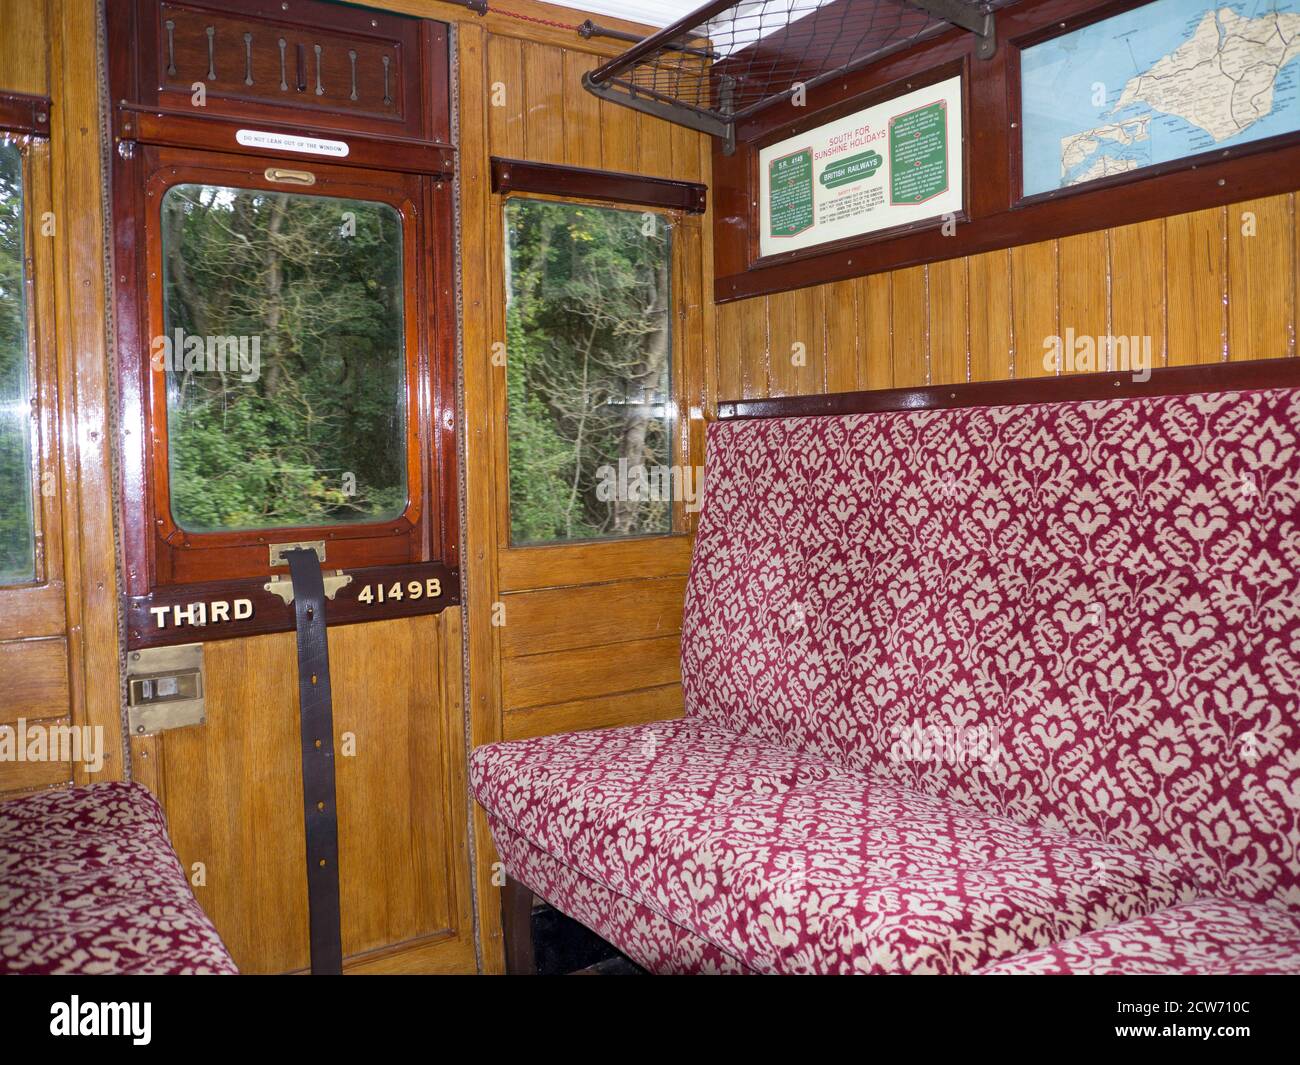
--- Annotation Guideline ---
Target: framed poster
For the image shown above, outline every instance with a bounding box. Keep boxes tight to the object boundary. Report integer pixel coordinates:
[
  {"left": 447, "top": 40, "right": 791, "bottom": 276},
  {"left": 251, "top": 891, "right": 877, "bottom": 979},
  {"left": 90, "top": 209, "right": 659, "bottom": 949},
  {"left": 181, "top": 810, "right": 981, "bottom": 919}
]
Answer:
[
  {"left": 756, "top": 75, "right": 964, "bottom": 259},
  {"left": 1019, "top": 0, "right": 1300, "bottom": 199}
]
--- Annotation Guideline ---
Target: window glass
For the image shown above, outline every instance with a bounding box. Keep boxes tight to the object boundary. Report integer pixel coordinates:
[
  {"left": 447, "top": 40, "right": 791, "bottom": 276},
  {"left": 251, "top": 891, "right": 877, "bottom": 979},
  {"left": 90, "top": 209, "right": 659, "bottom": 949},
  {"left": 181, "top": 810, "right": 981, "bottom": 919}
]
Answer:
[
  {"left": 159, "top": 183, "right": 406, "bottom": 533},
  {"left": 0, "top": 140, "right": 35, "bottom": 584},
  {"left": 504, "top": 198, "right": 673, "bottom": 545}
]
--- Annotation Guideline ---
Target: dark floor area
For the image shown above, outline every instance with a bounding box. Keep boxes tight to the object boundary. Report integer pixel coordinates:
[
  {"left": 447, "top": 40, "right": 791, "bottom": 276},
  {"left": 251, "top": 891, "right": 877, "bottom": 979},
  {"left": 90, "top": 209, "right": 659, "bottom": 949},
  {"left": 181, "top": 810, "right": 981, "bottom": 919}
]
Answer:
[{"left": 531, "top": 903, "right": 646, "bottom": 975}]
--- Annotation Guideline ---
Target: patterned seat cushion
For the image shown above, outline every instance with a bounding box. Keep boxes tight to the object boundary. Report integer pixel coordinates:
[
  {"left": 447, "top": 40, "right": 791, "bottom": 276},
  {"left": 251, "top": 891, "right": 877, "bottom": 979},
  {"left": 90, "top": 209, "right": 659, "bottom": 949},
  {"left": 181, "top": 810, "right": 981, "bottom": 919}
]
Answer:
[
  {"left": 1, "top": 782, "right": 238, "bottom": 975},
  {"left": 975, "top": 896, "right": 1300, "bottom": 974},
  {"left": 472, "top": 719, "right": 1198, "bottom": 974},
  {"left": 683, "top": 389, "right": 1300, "bottom": 907}
]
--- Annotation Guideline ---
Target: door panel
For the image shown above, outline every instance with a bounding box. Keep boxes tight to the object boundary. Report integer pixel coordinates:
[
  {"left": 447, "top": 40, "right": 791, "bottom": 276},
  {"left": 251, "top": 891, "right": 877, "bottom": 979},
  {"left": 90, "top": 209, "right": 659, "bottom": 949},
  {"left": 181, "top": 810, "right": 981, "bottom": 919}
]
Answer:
[{"left": 131, "top": 609, "right": 472, "bottom": 973}]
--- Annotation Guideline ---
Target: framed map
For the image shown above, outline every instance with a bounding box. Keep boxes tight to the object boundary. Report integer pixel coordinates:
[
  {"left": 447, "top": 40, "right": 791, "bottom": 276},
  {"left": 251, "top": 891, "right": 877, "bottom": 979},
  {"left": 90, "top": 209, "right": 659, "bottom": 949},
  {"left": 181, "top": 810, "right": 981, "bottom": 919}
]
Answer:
[
  {"left": 756, "top": 75, "right": 963, "bottom": 259},
  {"left": 1019, "top": 0, "right": 1300, "bottom": 199}
]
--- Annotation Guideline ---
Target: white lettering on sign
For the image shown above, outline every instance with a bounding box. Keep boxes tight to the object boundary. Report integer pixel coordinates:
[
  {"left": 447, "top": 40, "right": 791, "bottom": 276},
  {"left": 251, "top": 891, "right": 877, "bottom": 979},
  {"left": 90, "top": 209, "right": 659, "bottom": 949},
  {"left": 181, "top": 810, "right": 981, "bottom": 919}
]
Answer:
[
  {"left": 235, "top": 129, "right": 350, "bottom": 157},
  {"left": 150, "top": 598, "right": 254, "bottom": 628}
]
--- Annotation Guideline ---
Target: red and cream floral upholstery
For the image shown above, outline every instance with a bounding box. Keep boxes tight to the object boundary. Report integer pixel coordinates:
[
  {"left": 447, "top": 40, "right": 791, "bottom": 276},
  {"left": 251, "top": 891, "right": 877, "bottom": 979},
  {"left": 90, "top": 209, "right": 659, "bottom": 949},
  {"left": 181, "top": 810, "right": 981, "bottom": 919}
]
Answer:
[
  {"left": 682, "top": 388, "right": 1300, "bottom": 907},
  {"left": 976, "top": 897, "right": 1300, "bottom": 974},
  {"left": 0, "top": 782, "right": 237, "bottom": 975},
  {"left": 474, "top": 720, "right": 1196, "bottom": 973},
  {"left": 472, "top": 386, "right": 1300, "bottom": 973}
]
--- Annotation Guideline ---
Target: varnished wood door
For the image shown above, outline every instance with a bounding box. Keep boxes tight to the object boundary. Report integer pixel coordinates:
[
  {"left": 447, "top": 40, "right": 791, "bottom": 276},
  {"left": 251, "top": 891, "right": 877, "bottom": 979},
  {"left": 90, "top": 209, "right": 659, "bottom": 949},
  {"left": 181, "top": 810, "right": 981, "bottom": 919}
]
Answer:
[{"left": 130, "top": 609, "right": 475, "bottom": 974}]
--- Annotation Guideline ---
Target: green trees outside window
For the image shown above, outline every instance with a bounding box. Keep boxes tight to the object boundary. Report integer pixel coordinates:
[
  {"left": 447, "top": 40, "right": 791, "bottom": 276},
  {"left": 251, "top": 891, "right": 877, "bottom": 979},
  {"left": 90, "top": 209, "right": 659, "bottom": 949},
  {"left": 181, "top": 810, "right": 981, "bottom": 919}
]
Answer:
[
  {"left": 505, "top": 198, "right": 673, "bottom": 546},
  {"left": 160, "top": 183, "right": 407, "bottom": 532}
]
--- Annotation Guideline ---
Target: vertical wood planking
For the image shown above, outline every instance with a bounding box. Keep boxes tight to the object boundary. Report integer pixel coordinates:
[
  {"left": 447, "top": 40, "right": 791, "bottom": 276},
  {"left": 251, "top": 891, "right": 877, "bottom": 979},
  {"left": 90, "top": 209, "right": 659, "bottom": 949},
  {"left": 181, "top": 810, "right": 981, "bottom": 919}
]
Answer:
[
  {"left": 1057, "top": 231, "right": 1109, "bottom": 367},
  {"left": 890, "top": 266, "right": 928, "bottom": 386},
  {"left": 485, "top": 35, "right": 523, "bottom": 159},
  {"left": 1109, "top": 219, "right": 1167, "bottom": 369},
  {"left": 859, "top": 273, "right": 894, "bottom": 389},
  {"left": 823, "top": 279, "right": 860, "bottom": 392},
  {"left": 637, "top": 114, "right": 675, "bottom": 180},
  {"left": 521, "top": 42, "right": 564, "bottom": 165},
  {"left": 716, "top": 299, "right": 744, "bottom": 401},
  {"left": 560, "top": 50, "right": 602, "bottom": 169},
  {"left": 967, "top": 249, "right": 1012, "bottom": 382},
  {"left": 1227, "top": 195, "right": 1295, "bottom": 360},
  {"left": 741, "top": 295, "right": 769, "bottom": 398},
  {"left": 599, "top": 97, "right": 637, "bottom": 173},
  {"left": 1010, "top": 240, "right": 1058, "bottom": 377},
  {"left": 459, "top": 21, "right": 505, "bottom": 973},
  {"left": 928, "top": 256, "right": 968, "bottom": 385},
  {"left": 1166, "top": 206, "right": 1226, "bottom": 364},
  {"left": 767, "top": 286, "right": 824, "bottom": 396}
]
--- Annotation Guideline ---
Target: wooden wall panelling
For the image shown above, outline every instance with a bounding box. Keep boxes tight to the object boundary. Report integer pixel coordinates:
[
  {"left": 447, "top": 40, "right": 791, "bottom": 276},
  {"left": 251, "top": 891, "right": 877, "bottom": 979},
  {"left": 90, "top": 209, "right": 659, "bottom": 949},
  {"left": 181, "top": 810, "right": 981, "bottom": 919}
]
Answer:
[
  {"left": 637, "top": 111, "right": 675, "bottom": 181},
  {"left": 562, "top": 50, "right": 602, "bottom": 170},
  {"left": 1057, "top": 231, "right": 1109, "bottom": 368},
  {"left": 929, "top": 257, "right": 968, "bottom": 386},
  {"left": 49, "top": 0, "right": 123, "bottom": 783},
  {"left": 890, "top": 266, "right": 928, "bottom": 387},
  {"left": 1227, "top": 195, "right": 1296, "bottom": 361},
  {"left": 499, "top": 577, "right": 687, "bottom": 658},
  {"left": 0, "top": 717, "right": 73, "bottom": 792},
  {"left": 1166, "top": 207, "right": 1227, "bottom": 365},
  {"left": 859, "top": 273, "right": 893, "bottom": 390},
  {"left": 521, "top": 41, "right": 564, "bottom": 165},
  {"left": 719, "top": 195, "right": 1300, "bottom": 402},
  {"left": 1109, "top": 220, "right": 1167, "bottom": 369},
  {"left": 600, "top": 96, "right": 638, "bottom": 173},
  {"left": 137, "top": 615, "right": 471, "bottom": 974},
  {"left": 457, "top": 17, "right": 506, "bottom": 974},
  {"left": 0, "top": 638, "right": 70, "bottom": 723},
  {"left": 504, "top": 684, "right": 683, "bottom": 742},
  {"left": 486, "top": 34, "right": 524, "bottom": 161},
  {"left": 823, "top": 280, "right": 860, "bottom": 393},
  {"left": 967, "top": 249, "right": 1012, "bottom": 383},
  {"left": 716, "top": 299, "right": 744, "bottom": 402},
  {"left": 0, "top": 0, "right": 49, "bottom": 96},
  {"left": 503, "top": 634, "right": 682, "bottom": 711},
  {"left": 1010, "top": 240, "right": 1058, "bottom": 379},
  {"left": 767, "top": 286, "right": 823, "bottom": 397}
]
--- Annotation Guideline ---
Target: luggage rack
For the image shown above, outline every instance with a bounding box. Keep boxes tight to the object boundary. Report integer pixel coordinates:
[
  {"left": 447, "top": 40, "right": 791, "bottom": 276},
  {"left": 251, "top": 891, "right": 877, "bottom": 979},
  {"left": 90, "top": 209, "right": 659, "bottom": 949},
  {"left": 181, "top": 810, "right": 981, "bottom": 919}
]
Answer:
[{"left": 582, "top": 0, "right": 1016, "bottom": 153}]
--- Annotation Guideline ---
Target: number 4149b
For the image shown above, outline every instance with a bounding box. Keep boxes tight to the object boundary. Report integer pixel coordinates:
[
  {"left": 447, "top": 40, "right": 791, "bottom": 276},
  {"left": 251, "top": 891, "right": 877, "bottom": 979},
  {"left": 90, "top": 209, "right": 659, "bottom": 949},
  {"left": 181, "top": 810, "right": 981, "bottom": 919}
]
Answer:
[{"left": 357, "top": 578, "right": 443, "bottom": 605}]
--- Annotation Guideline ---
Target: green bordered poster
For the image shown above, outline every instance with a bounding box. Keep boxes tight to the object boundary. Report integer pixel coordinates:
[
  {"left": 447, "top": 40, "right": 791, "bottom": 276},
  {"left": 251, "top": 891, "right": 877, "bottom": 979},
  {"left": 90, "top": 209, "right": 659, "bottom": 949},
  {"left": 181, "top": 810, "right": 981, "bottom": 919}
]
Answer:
[{"left": 758, "top": 75, "right": 963, "bottom": 258}]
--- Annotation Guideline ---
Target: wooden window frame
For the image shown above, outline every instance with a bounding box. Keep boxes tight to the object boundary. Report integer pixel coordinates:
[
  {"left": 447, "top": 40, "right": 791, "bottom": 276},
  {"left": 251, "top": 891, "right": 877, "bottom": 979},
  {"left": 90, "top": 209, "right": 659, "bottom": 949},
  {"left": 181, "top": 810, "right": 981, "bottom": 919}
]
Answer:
[
  {"left": 713, "top": 0, "right": 1300, "bottom": 302},
  {"left": 136, "top": 148, "right": 431, "bottom": 584},
  {"left": 109, "top": 0, "right": 460, "bottom": 648},
  {"left": 489, "top": 167, "right": 705, "bottom": 591},
  {"left": 0, "top": 132, "right": 66, "bottom": 639}
]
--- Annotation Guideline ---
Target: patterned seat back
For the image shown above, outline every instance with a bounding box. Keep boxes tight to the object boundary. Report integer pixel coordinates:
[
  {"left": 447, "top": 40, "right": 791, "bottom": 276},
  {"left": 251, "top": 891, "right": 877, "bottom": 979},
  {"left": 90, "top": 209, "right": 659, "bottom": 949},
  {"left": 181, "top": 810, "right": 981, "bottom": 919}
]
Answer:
[{"left": 682, "top": 388, "right": 1300, "bottom": 906}]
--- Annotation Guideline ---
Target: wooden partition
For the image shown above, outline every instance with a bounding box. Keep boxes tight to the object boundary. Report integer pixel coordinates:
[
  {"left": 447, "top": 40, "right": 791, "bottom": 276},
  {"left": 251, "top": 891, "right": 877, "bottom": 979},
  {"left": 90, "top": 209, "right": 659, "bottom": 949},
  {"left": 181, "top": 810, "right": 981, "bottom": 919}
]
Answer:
[
  {"left": 456, "top": 7, "right": 715, "bottom": 970},
  {"left": 714, "top": 200, "right": 1300, "bottom": 399}
]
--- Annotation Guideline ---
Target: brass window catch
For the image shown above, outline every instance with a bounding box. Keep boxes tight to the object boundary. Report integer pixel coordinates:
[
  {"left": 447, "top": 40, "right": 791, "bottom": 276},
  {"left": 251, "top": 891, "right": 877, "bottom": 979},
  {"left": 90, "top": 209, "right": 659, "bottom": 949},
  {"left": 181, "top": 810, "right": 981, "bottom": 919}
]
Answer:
[{"left": 269, "top": 540, "right": 326, "bottom": 567}]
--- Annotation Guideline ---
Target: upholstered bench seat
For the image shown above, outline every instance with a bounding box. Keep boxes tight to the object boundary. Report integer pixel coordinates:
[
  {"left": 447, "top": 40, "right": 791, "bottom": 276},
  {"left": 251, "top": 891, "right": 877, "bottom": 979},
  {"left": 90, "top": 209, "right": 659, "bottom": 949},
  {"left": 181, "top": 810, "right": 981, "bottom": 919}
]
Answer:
[
  {"left": 472, "top": 719, "right": 1198, "bottom": 974},
  {"left": 975, "top": 897, "right": 1300, "bottom": 974},
  {"left": 0, "top": 782, "right": 237, "bottom": 975},
  {"left": 475, "top": 380, "right": 1300, "bottom": 973}
]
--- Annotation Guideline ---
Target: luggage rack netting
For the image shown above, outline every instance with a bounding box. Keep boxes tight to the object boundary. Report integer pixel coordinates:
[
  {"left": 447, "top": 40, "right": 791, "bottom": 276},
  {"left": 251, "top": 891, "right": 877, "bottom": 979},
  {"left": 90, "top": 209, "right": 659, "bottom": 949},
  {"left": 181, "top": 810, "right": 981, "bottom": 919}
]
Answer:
[{"left": 581, "top": 0, "right": 1014, "bottom": 150}]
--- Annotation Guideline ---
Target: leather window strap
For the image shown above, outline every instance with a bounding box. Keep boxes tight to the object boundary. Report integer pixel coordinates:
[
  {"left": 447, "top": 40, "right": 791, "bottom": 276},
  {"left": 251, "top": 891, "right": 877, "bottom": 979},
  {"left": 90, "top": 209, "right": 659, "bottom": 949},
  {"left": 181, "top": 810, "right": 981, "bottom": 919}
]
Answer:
[{"left": 286, "top": 548, "right": 343, "bottom": 976}]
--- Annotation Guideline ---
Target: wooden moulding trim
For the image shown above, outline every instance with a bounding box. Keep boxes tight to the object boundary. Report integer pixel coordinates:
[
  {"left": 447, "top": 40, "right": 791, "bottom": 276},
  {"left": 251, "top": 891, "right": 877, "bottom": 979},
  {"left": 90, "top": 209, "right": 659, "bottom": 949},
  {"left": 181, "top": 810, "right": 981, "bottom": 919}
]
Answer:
[
  {"left": 0, "top": 92, "right": 51, "bottom": 137},
  {"left": 490, "top": 158, "right": 707, "bottom": 214},
  {"left": 116, "top": 106, "right": 457, "bottom": 177},
  {"left": 717, "top": 358, "right": 1300, "bottom": 421},
  {"left": 124, "top": 562, "right": 462, "bottom": 649}
]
